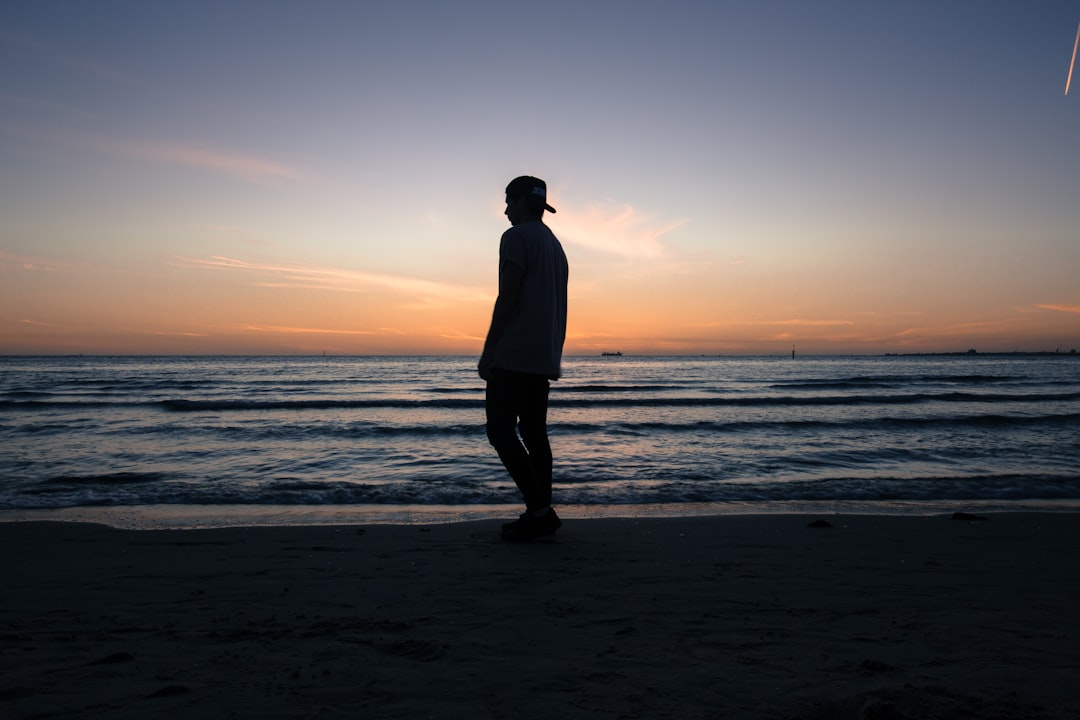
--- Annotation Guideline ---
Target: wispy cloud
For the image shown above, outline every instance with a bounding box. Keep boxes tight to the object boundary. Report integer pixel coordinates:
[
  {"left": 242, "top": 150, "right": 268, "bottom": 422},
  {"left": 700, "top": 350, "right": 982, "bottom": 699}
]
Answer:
[
  {"left": 759, "top": 319, "right": 858, "bottom": 343},
  {"left": 18, "top": 319, "right": 71, "bottom": 328},
  {"left": 0, "top": 250, "right": 64, "bottom": 272},
  {"left": 112, "top": 140, "right": 310, "bottom": 183},
  {"left": 1035, "top": 303, "right": 1080, "bottom": 315},
  {"left": 893, "top": 319, "right": 1016, "bottom": 342},
  {"left": 554, "top": 201, "right": 684, "bottom": 259},
  {"left": 175, "top": 255, "right": 490, "bottom": 306},
  {"left": 238, "top": 325, "right": 375, "bottom": 336},
  {"left": 691, "top": 318, "right": 857, "bottom": 330},
  {"left": 141, "top": 330, "right": 209, "bottom": 337},
  {"left": 760, "top": 318, "right": 857, "bottom": 327},
  {"left": 21, "top": 127, "right": 315, "bottom": 186}
]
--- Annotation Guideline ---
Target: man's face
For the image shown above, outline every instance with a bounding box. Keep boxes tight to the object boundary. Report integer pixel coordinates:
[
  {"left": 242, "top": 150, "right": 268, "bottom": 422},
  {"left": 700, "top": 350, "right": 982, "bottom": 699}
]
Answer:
[{"left": 504, "top": 195, "right": 527, "bottom": 226}]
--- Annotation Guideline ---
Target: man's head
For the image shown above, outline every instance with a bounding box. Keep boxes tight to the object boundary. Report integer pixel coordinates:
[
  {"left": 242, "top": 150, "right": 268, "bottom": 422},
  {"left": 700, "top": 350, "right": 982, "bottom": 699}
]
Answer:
[{"left": 505, "top": 176, "right": 556, "bottom": 225}]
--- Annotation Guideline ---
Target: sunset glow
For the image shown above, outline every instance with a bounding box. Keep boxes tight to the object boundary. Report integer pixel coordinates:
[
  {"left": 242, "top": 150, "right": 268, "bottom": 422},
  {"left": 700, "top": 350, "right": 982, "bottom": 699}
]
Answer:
[{"left": 3, "top": 3, "right": 1078, "bottom": 356}]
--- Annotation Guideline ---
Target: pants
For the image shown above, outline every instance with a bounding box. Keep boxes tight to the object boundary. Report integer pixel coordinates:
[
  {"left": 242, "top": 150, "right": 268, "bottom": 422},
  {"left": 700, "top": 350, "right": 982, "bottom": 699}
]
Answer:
[{"left": 485, "top": 369, "right": 553, "bottom": 511}]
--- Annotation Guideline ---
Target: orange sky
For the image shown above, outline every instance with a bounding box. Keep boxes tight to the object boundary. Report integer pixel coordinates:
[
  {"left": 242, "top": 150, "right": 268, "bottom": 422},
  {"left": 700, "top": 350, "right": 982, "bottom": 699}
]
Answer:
[{"left": 4, "top": 231, "right": 1079, "bottom": 356}]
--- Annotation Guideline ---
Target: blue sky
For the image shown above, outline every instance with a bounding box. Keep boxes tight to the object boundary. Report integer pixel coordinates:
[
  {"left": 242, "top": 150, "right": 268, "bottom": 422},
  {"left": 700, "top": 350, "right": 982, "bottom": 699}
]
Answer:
[{"left": 2, "top": 1, "right": 1078, "bottom": 354}]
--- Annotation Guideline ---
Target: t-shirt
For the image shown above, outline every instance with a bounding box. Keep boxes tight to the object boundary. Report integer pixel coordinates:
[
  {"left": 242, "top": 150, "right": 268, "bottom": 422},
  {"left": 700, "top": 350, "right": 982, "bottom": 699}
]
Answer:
[{"left": 490, "top": 220, "right": 569, "bottom": 379}]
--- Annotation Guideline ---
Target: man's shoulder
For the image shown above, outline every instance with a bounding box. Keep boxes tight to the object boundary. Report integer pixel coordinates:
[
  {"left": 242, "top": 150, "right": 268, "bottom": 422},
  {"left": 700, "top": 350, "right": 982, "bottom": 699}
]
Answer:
[{"left": 503, "top": 221, "right": 561, "bottom": 244}]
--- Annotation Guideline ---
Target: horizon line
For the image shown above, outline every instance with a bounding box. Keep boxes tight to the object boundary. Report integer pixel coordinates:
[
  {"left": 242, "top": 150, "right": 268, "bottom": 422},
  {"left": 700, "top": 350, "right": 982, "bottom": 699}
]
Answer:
[{"left": 2, "top": 349, "right": 1078, "bottom": 359}]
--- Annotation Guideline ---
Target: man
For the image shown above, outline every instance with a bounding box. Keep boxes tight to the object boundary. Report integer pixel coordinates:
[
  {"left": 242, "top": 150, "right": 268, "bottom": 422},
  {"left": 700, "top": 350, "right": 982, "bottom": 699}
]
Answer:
[{"left": 479, "top": 176, "right": 569, "bottom": 541}]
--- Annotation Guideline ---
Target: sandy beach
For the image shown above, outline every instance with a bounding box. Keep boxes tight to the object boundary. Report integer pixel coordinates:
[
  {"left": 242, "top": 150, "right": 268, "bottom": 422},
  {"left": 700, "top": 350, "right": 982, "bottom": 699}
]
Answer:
[{"left": 2, "top": 513, "right": 1078, "bottom": 719}]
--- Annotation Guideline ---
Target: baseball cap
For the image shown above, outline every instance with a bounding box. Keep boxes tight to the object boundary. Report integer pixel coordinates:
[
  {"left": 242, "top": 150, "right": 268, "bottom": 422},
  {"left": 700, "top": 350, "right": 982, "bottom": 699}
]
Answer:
[{"left": 505, "top": 175, "right": 556, "bottom": 213}]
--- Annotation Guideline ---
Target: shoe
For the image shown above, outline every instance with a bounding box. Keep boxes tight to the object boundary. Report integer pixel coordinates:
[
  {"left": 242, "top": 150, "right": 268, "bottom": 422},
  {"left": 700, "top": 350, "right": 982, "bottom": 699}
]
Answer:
[
  {"left": 501, "top": 508, "right": 562, "bottom": 541},
  {"left": 501, "top": 513, "right": 529, "bottom": 534},
  {"left": 502, "top": 510, "right": 557, "bottom": 533},
  {"left": 501, "top": 507, "right": 561, "bottom": 535}
]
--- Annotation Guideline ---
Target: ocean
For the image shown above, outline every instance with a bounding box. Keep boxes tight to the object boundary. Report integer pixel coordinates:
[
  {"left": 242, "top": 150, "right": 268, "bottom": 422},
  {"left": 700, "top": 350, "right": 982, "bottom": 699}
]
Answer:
[{"left": 1, "top": 354, "right": 1078, "bottom": 527}]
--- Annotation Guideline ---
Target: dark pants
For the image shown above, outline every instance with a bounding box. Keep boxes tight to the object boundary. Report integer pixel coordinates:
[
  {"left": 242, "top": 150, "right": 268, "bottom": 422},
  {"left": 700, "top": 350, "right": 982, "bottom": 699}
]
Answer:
[{"left": 485, "top": 369, "right": 553, "bottom": 511}]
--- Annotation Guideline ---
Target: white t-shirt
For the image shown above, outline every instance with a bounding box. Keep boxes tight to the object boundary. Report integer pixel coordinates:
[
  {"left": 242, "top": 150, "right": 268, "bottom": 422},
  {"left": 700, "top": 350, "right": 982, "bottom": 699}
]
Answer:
[{"left": 490, "top": 220, "right": 569, "bottom": 379}]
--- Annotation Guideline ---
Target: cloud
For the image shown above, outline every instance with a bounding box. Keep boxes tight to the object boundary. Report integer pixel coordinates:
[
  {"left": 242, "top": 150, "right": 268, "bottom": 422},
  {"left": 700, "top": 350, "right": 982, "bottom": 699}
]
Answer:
[
  {"left": 760, "top": 318, "right": 857, "bottom": 327},
  {"left": 0, "top": 250, "right": 64, "bottom": 272},
  {"left": 113, "top": 141, "right": 310, "bottom": 183},
  {"left": 554, "top": 201, "right": 684, "bottom": 259},
  {"left": 238, "top": 325, "right": 375, "bottom": 336},
  {"left": 18, "top": 319, "right": 71, "bottom": 328},
  {"left": 22, "top": 128, "right": 314, "bottom": 185},
  {"left": 175, "top": 255, "right": 490, "bottom": 306},
  {"left": 142, "top": 330, "right": 210, "bottom": 337},
  {"left": 1035, "top": 303, "right": 1080, "bottom": 315},
  {"left": 691, "top": 318, "right": 857, "bottom": 330}
]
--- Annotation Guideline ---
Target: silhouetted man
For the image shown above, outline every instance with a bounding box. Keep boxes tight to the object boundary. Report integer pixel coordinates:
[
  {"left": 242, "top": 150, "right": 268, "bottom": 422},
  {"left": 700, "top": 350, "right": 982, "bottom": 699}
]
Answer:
[{"left": 479, "top": 176, "right": 569, "bottom": 541}]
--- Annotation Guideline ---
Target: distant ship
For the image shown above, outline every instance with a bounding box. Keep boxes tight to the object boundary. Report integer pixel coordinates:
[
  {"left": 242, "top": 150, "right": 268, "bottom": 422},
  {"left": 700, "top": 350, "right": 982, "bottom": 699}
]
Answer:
[{"left": 600, "top": 351, "right": 623, "bottom": 357}]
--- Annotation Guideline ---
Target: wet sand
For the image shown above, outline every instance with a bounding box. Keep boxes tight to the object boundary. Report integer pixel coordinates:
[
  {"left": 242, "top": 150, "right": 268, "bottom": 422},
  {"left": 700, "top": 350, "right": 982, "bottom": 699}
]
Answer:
[{"left": 2, "top": 513, "right": 1078, "bottom": 719}]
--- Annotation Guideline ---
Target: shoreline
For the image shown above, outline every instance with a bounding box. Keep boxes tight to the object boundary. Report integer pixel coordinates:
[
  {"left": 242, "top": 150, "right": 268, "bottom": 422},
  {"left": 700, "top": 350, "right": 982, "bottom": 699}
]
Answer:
[
  {"left": 3, "top": 513, "right": 1079, "bottom": 718},
  {"left": 4, "top": 498, "right": 1080, "bottom": 529}
]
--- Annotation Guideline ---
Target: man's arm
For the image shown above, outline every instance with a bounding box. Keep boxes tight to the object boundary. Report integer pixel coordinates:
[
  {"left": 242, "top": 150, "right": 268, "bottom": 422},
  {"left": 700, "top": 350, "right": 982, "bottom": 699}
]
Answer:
[{"left": 478, "top": 261, "right": 525, "bottom": 380}]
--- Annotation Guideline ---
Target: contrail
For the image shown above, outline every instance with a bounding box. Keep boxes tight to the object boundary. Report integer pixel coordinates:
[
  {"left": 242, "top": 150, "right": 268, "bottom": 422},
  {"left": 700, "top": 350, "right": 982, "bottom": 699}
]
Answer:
[{"left": 1068, "top": 20, "right": 1080, "bottom": 96}]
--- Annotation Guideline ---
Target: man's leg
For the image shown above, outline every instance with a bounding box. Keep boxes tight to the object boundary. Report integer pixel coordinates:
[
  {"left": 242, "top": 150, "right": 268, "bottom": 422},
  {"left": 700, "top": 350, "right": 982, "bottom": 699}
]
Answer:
[
  {"left": 485, "top": 370, "right": 542, "bottom": 510},
  {"left": 516, "top": 375, "right": 553, "bottom": 509}
]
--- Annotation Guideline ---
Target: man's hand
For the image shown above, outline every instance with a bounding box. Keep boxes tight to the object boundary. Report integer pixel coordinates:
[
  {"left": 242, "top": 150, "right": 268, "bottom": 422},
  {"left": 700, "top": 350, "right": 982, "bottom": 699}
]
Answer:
[
  {"left": 478, "top": 356, "right": 494, "bottom": 382},
  {"left": 478, "top": 261, "right": 524, "bottom": 383}
]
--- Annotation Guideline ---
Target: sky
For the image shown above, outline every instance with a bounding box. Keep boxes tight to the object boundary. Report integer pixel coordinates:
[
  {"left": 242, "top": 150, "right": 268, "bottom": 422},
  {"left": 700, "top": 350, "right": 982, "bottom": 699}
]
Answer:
[{"left": 2, "top": 0, "right": 1079, "bottom": 356}]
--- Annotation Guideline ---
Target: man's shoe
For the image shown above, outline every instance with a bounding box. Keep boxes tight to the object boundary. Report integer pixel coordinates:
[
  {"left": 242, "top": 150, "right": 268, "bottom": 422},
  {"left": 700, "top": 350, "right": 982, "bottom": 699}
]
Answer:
[
  {"left": 501, "top": 512, "right": 530, "bottom": 534},
  {"left": 501, "top": 508, "right": 561, "bottom": 541}
]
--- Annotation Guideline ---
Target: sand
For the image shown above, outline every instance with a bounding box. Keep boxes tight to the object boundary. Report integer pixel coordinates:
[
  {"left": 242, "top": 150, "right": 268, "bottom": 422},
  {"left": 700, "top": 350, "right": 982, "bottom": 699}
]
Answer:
[{"left": 2, "top": 513, "right": 1078, "bottom": 719}]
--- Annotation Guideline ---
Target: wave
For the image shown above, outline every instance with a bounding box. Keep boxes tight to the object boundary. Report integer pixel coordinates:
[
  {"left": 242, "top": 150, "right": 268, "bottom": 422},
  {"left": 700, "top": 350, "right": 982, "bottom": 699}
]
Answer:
[
  {"left": 153, "top": 391, "right": 1080, "bottom": 411},
  {"left": 768, "top": 374, "right": 1017, "bottom": 390},
  {"left": 88, "top": 411, "right": 1078, "bottom": 442},
  {"left": 561, "top": 412, "right": 1080, "bottom": 435},
  {"left": 567, "top": 384, "right": 691, "bottom": 393},
  {"left": 36, "top": 472, "right": 171, "bottom": 487},
  {"left": 159, "top": 398, "right": 484, "bottom": 411},
  {"left": 0, "top": 400, "right": 134, "bottom": 410},
  {"left": 4, "top": 390, "right": 1078, "bottom": 414},
  {"left": 4, "top": 356, "right": 1078, "bottom": 514},
  {"left": 10, "top": 472, "right": 1080, "bottom": 510}
]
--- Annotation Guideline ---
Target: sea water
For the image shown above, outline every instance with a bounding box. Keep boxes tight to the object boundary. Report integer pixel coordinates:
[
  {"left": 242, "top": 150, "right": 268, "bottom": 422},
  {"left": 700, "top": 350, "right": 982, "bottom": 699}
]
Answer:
[{"left": 1, "top": 354, "right": 1078, "bottom": 526}]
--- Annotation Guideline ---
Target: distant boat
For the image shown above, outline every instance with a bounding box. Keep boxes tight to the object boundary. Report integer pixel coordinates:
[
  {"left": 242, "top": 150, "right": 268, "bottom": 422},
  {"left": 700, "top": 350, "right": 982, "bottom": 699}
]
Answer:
[{"left": 601, "top": 351, "right": 623, "bottom": 357}]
